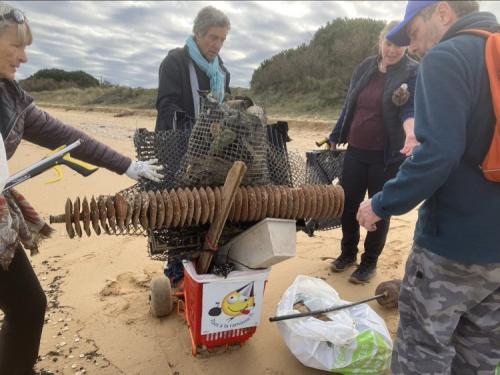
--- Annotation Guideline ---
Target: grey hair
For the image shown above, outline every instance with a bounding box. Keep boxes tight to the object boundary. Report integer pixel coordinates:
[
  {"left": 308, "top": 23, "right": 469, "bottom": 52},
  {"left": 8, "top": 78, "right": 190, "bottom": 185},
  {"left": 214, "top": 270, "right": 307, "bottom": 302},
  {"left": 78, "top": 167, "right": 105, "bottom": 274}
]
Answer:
[
  {"left": 420, "top": 1, "right": 479, "bottom": 21},
  {"left": 192, "top": 6, "right": 230, "bottom": 36},
  {"left": 0, "top": 1, "right": 32, "bottom": 45}
]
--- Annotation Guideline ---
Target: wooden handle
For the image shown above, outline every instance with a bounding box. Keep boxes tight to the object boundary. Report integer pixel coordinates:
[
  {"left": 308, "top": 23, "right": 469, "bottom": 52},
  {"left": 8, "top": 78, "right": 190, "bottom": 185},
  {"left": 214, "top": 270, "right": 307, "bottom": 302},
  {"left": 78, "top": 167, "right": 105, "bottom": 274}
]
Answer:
[{"left": 196, "top": 161, "right": 247, "bottom": 274}]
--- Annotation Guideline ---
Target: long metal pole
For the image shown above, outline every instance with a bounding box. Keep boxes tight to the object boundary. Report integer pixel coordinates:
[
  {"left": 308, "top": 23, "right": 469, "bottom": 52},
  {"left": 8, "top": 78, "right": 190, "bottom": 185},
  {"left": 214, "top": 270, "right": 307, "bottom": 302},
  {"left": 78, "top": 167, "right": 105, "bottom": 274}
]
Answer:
[{"left": 269, "top": 293, "right": 386, "bottom": 322}]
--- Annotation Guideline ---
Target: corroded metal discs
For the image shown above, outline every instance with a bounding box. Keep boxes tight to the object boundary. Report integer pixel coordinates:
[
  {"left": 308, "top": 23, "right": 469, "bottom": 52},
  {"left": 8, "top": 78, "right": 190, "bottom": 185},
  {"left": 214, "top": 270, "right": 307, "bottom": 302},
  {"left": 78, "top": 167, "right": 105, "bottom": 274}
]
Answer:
[
  {"left": 191, "top": 188, "right": 201, "bottom": 225},
  {"left": 205, "top": 187, "right": 215, "bottom": 224},
  {"left": 90, "top": 196, "right": 101, "bottom": 235},
  {"left": 170, "top": 189, "right": 181, "bottom": 228},
  {"left": 162, "top": 191, "right": 173, "bottom": 228},
  {"left": 239, "top": 186, "right": 248, "bottom": 222},
  {"left": 55, "top": 184, "right": 345, "bottom": 237},
  {"left": 65, "top": 198, "right": 75, "bottom": 239},
  {"left": 198, "top": 187, "right": 209, "bottom": 225},
  {"left": 184, "top": 187, "right": 194, "bottom": 227},
  {"left": 246, "top": 186, "right": 257, "bottom": 222},
  {"left": 156, "top": 191, "right": 165, "bottom": 229},
  {"left": 73, "top": 197, "right": 82, "bottom": 238},
  {"left": 82, "top": 197, "right": 91, "bottom": 236},
  {"left": 148, "top": 191, "right": 157, "bottom": 230}
]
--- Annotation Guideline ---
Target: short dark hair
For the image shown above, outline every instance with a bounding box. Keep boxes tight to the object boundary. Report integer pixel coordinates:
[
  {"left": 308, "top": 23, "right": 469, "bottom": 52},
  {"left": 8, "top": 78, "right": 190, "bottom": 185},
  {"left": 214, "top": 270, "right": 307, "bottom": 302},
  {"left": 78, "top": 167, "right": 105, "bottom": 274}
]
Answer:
[{"left": 193, "top": 6, "right": 230, "bottom": 36}]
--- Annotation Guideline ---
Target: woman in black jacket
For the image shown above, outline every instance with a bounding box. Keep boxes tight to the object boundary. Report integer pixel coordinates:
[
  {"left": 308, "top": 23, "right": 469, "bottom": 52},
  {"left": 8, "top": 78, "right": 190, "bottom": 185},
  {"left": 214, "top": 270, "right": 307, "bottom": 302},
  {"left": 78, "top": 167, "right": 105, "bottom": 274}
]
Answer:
[
  {"left": 155, "top": 6, "right": 231, "bottom": 131},
  {"left": 328, "top": 21, "right": 419, "bottom": 284},
  {"left": 0, "top": 4, "right": 162, "bottom": 374}
]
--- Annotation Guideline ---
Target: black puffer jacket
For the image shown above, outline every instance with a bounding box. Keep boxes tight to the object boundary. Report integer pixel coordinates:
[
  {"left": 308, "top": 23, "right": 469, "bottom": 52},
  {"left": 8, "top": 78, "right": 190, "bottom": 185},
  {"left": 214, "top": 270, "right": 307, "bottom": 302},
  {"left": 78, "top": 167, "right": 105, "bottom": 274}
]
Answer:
[
  {"left": 329, "top": 54, "right": 419, "bottom": 165},
  {"left": 155, "top": 45, "right": 231, "bottom": 131},
  {"left": 0, "top": 79, "right": 131, "bottom": 173}
]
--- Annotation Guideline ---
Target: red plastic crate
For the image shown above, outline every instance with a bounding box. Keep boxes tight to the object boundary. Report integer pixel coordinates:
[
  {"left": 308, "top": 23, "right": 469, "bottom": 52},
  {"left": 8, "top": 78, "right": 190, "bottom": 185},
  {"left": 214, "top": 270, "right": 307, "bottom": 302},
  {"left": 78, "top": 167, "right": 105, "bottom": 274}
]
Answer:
[{"left": 183, "top": 261, "right": 268, "bottom": 355}]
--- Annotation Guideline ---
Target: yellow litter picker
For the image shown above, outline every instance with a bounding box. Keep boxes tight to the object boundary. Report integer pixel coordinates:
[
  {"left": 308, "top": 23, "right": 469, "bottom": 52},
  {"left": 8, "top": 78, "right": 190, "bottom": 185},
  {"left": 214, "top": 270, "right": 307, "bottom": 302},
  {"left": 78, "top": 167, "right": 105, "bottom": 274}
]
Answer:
[
  {"left": 3, "top": 139, "right": 98, "bottom": 192},
  {"left": 45, "top": 143, "right": 98, "bottom": 183}
]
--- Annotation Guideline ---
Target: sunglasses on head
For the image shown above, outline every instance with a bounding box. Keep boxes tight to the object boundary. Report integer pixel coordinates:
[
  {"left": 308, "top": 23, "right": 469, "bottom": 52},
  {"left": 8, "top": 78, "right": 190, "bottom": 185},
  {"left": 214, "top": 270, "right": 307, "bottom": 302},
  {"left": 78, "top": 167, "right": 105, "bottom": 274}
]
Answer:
[{"left": 2, "top": 8, "right": 25, "bottom": 24}]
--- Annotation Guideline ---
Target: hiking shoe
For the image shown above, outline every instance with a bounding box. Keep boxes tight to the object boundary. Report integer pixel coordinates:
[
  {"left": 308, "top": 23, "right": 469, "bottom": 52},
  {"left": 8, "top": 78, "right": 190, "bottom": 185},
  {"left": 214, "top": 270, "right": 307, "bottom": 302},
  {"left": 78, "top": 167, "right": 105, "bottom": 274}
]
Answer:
[
  {"left": 330, "top": 254, "right": 356, "bottom": 273},
  {"left": 349, "top": 260, "right": 377, "bottom": 284}
]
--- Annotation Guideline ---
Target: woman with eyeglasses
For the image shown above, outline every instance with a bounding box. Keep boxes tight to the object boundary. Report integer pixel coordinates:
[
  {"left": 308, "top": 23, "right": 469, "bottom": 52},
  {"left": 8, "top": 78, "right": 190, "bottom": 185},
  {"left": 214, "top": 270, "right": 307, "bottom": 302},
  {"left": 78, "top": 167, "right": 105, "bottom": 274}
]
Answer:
[{"left": 0, "top": 3, "right": 163, "bottom": 374}]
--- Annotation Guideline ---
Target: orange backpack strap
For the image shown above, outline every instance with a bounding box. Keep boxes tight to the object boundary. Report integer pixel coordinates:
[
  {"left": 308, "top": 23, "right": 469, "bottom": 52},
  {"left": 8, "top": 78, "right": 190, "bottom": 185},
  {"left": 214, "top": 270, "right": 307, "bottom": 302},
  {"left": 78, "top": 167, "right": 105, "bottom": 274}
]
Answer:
[
  {"left": 459, "top": 28, "right": 492, "bottom": 38},
  {"left": 461, "top": 29, "right": 500, "bottom": 123},
  {"left": 459, "top": 28, "right": 500, "bottom": 181}
]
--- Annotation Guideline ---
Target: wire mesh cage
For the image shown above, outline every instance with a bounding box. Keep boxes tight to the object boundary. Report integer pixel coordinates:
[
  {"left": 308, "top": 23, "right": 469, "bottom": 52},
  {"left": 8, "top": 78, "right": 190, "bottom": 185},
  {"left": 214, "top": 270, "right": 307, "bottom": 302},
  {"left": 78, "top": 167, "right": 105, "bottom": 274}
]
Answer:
[
  {"left": 302, "top": 150, "right": 346, "bottom": 236},
  {"left": 120, "top": 98, "right": 303, "bottom": 262},
  {"left": 178, "top": 97, "right": 271, "bottom": 187},
  {"left": 119, "top": 98, "right": 345, "bottom": 265},
  {"left": 306, "top": 150, "right": 345, "bottom": 185}
]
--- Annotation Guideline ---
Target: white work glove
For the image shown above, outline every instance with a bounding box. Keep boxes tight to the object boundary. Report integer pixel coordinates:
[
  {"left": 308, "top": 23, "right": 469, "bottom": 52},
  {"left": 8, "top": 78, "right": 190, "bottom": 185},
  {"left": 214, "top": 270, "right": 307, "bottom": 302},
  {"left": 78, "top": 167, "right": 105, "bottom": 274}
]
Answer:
[{"left": 126, "top": 159, "right": 163, "bottom": 183}]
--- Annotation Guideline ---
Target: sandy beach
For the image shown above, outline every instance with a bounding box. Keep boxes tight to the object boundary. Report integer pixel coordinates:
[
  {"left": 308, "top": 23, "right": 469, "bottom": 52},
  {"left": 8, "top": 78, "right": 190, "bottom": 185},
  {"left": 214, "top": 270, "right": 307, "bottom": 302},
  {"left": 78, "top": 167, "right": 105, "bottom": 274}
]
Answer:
[{"left": 6, "top": 106, "right": 417, "bottom": 375}]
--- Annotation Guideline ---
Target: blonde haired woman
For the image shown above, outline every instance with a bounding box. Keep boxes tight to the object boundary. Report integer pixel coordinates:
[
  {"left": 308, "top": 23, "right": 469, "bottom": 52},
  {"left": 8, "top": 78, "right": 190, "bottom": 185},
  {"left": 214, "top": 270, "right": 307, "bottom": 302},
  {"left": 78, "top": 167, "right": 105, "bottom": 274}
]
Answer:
[
  {"left": 328, "top": 21, "right": 418, "bottom": 283},
  {"left": 0, "top": 3, "right": 162, "bottom": 374}
]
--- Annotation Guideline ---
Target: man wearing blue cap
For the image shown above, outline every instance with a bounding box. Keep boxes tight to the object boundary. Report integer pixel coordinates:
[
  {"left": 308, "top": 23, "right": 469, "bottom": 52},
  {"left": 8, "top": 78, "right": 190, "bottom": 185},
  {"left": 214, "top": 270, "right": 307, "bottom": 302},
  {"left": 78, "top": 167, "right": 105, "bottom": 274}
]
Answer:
[{"left": 356, "top": 1, "right": 500, "bottom": 374}]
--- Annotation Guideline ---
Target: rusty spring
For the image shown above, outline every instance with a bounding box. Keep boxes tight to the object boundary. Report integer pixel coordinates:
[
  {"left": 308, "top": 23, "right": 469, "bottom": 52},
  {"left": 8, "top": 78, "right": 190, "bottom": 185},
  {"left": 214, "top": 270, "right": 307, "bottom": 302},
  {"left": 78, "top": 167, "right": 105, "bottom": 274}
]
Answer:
[{"left": 49, "top": 184, "right": 344, "bottom": 238}]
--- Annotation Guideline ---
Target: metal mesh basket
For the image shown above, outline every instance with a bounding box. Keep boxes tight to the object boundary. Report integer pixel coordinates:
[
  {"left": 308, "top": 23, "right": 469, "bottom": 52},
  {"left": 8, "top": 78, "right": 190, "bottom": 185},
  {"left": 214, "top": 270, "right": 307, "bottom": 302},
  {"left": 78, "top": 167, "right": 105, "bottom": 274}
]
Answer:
[
  {"left": 120, "top": 98, "right": 306, "bottom": 261},
  {"left": 301, "top": 150, "right": 346, "bottom": 236},
  {"left": 177, "top": 97, "right": 271, "bottom": 187},
  {"left": 120, "top": 98, "right": 344, "bottom": 262},
  {"left": 306, "top": 150, "right": 345, "bottom": 185}
]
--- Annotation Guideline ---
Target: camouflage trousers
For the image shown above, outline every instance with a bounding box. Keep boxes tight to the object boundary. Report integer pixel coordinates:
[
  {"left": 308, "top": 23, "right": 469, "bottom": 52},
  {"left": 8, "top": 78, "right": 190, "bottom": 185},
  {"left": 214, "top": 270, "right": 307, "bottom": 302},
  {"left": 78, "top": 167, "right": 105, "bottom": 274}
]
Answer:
[{"left": 391, "top": 244, "right": 500, "bottom": 375}]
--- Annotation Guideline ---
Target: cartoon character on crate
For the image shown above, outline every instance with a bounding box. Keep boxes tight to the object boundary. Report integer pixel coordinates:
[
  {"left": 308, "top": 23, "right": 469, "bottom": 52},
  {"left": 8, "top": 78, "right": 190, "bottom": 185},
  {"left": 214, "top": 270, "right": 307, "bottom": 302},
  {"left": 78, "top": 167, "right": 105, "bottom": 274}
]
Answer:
[{"left": 209, "top": 282, "right": 255, "bottom": 319}]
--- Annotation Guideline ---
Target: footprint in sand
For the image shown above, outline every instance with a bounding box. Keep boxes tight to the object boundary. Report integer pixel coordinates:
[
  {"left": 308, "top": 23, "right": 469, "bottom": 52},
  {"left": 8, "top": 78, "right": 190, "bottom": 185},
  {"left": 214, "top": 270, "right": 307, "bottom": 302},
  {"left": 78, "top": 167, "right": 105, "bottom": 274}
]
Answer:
[
  {"left": 81, "top": 253, "right": 96, "bottom": 261},
  {"left": 99, "top": 272, "right": 150, "bottom": 298},
  {"left": 99, "top": 272, "right": 152, "bottom": 319}
]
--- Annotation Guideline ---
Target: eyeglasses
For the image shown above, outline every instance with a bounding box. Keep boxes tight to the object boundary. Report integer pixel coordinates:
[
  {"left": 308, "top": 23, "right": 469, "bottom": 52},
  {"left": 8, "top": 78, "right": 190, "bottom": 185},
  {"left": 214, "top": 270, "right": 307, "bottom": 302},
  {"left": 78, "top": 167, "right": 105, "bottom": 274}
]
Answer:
[{"left": 1, "top": 9, "right": 25, "bottom": 24}]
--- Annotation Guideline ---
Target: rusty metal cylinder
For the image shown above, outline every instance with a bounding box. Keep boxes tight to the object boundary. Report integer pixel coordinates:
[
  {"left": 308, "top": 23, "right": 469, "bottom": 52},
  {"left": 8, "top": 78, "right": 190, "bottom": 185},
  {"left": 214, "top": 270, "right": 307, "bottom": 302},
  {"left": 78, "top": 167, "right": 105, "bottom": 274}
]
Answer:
[{"left": 50, "top": 184, "right": 344, "bottom": 238}]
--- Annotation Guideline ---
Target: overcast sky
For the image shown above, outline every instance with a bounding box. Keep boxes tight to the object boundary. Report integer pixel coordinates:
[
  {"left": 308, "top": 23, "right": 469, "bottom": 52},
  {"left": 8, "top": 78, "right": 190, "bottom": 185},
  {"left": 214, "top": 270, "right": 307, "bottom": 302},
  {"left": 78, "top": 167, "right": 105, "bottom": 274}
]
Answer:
[{"left": 9, "top": 1, "right": 500, "bottom": 88}]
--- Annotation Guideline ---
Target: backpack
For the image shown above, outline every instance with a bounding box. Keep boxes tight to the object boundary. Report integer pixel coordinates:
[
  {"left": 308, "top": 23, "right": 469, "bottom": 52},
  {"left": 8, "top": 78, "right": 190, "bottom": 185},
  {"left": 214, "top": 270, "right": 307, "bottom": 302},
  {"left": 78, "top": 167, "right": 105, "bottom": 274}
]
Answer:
[{"left": 460, "top": 29, "right": 500, "bottom": 182}]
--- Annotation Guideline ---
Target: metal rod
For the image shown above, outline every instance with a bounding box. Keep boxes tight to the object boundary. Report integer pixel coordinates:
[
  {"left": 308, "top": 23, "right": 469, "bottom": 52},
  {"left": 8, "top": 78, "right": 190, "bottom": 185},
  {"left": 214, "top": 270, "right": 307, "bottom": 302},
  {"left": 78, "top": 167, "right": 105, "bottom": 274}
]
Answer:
[{"left": 269, "top": 293, "right": 386, "bottom": 322}]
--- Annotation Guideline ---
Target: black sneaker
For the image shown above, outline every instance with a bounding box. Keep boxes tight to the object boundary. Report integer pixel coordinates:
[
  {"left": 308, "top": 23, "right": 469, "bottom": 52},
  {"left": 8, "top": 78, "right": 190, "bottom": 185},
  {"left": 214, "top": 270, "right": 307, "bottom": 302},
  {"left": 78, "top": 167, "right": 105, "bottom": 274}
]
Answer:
[
  {"left": 330, "top": 254, "right": 356, "bottom": 273},
  {"left": 349, "top": 260, "right": 377, "bottom": 284}
]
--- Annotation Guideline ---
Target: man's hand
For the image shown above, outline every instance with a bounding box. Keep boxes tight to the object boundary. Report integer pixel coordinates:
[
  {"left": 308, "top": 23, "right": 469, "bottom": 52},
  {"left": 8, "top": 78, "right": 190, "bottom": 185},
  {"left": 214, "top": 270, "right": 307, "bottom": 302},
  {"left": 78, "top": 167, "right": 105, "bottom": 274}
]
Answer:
[
  {"left": 356, "top": 199, "right": 381, "bottom": 232},
  {"left": 126, "top": 159, "right": 164, "bottom": 182},
  {"left": 401, "top": 117, "right": 419, "bottom": 156},
  {"left": 400, "top": 133, "right": 419, "bottom": 156},
  {"left": 330, "top": 142, "right": 337, "bottom": 151}
]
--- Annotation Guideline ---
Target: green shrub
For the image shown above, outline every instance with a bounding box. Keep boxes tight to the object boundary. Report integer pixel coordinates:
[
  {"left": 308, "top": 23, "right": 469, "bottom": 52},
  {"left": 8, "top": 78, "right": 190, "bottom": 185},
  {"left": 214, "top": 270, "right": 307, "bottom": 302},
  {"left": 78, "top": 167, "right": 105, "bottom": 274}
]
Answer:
[
  {"left": 251, "top": 18, "right": 386, "bottom": 113},
  {"left": 20, "top": 69, "right": 100, "bottom": 91}
]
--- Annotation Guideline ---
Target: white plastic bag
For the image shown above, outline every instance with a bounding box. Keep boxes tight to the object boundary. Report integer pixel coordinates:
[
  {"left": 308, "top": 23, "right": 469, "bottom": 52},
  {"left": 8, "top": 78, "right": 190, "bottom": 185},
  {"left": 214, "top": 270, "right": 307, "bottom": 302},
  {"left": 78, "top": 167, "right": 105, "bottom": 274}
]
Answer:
[{"left": 276, "top": 275, "right": 392, "bottom": 374}]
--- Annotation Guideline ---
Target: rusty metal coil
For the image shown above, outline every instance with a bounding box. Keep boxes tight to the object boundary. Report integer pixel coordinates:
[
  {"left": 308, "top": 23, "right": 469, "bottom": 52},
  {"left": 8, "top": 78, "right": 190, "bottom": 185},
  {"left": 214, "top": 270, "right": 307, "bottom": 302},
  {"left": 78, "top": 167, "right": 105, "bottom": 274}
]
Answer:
[{"left": 50, "top": 184, "right": 344, "bottom": 238}]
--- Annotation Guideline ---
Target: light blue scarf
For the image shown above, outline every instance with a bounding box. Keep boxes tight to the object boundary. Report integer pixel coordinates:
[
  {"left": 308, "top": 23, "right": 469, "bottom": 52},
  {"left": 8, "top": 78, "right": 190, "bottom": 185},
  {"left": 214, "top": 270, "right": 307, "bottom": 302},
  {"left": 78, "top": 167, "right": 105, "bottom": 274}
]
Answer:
[{"left": 186, "top": 35, "right": 226, "bottom": 103}]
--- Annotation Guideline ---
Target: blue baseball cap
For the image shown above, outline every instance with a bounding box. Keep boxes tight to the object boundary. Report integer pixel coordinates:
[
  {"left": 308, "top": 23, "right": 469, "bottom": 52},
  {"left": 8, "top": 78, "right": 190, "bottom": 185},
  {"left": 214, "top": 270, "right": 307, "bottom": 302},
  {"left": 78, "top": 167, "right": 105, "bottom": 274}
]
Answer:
[{"left": 386, "top": 1, "right": 439, "bottom": 46}]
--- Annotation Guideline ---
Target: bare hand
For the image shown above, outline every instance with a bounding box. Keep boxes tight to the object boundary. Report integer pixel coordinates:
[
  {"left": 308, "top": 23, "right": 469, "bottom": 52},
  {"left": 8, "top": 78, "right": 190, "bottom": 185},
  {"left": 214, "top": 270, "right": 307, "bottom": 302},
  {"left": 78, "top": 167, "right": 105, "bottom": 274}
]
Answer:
[
  {"left": 330, "top": 142, "right": 337, "bottom": 151},
  {"left": 400, "top": 134, "right": 419, "bottom": 156},
  {"left": 356, "top": 199, "right": 381, "bottom": 231}
]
